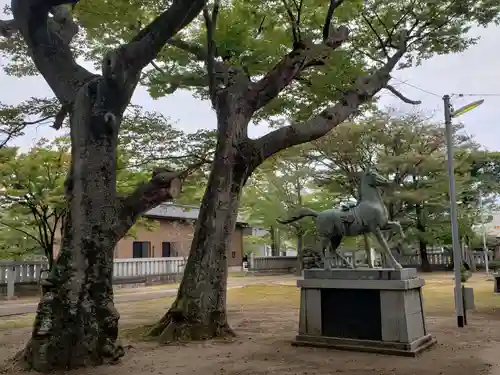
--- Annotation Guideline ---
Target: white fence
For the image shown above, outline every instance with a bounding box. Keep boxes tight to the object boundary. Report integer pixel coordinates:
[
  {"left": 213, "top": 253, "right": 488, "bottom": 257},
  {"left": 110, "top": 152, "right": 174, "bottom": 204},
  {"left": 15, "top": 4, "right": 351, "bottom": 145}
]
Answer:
[
  {"left": 249, "top": 251, "right": 496, "bottom": 273},
  {"left": 0, "top": 257, "right": 187, "bottom": 298}
]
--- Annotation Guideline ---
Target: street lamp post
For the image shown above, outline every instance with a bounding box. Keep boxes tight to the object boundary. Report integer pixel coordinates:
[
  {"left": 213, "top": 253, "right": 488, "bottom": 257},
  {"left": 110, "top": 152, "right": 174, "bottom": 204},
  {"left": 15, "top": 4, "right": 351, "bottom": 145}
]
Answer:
[
  {"left": 443, "top": 95, "right": 484, "bottom": 329},
  {"left": 479, "top": 193, "right": 489, "bottom": 274}
]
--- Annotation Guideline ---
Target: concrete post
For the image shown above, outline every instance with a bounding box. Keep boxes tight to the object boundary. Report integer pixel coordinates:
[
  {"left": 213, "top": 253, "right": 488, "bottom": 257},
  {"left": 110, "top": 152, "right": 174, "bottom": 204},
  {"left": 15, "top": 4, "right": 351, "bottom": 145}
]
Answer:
[{"left": 6, "top": 266, "right": 16, "bottom": 300}]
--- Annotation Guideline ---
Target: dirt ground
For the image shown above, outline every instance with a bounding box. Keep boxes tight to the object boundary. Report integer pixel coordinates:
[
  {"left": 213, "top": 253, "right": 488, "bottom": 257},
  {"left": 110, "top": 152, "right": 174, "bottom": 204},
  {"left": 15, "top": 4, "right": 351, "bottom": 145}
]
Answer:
[{"left": 1, "top": 273, "right": 500, "bottom": 375}]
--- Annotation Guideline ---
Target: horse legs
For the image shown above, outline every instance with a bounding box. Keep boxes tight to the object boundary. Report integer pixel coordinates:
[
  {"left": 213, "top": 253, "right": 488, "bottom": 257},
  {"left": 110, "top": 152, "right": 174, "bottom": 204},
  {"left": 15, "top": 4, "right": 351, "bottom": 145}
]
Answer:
[
  {"left": 373, "top": 228, "right": 402, "bottom": 269},
  {"left": 385, "top": 221, "right": 406, "bottom": 240},
  {"left": 319, "top": 237, "right": 332, "bottom": 269},
  {"left": 330, "top": 236, "right": 354, "bottom": 269}
]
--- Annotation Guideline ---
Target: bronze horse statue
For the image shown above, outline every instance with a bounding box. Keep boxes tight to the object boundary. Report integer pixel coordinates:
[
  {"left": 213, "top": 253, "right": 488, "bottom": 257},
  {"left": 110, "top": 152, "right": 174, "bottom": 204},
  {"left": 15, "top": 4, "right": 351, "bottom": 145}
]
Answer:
[{"left": 277, "top": 169, "right": 405, "bottom": 269}]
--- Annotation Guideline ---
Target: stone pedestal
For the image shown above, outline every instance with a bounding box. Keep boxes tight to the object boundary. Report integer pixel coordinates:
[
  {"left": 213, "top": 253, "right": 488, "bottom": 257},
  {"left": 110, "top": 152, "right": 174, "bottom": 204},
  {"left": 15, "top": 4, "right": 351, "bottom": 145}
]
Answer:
[
  {"left": 494, "top": 273, "right": 500, "bottom": 293},
  {"left": 292, "top": 268, "right": 436, "bottom": 357}
]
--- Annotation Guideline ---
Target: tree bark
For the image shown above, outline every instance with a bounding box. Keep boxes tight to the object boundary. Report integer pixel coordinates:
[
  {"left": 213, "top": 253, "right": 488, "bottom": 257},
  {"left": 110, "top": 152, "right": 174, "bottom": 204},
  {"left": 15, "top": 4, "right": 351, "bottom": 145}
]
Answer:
[
  {"left": 17, "top": 86, "right": 124, "bottom": 371},
  {"left": 418, "top": 240, "right": 431, "bottom": 272},
  {"left": 14, "top": 80, "right": 182, "bottom": 371},
  {"left": 270, "top": 225, "right": 279, "bottom": 256},
  {"left": 495, "top": 245, "right": 500, "bottom": 261},
  {"left": 415, "top": 204, "right": 431, "bottom": 272},
  {"left": 465, "top": 235, "right": 476, "bottom": 271},
  {"left": 148, "top": 115, "right": 252, "bottom": 342},
  {"left": 4, "top": 0, "right": 200, "bottom": 371}
]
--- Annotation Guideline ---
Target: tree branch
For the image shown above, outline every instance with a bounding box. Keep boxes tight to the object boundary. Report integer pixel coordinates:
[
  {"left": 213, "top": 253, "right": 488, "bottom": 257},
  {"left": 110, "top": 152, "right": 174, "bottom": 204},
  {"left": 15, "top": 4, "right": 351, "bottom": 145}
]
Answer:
[
  {"left": 281, "top": 0, "right": 300, "bottom": 45},
  {"left": 248, "top": 26, "right": 349, "bottom": 111},
  {"left": 253, "top": 32, "right": 410, "bottom": 163},
  {"left": 202, "top": 0, "right": 220, "bottom": 103},
  {"left": 52, "top": 104, "right": 71, "bottom": 130},
  {"left": 160, "top": 38, "right": 231, "bottom": 90},
  {"left": 385, "top": 84, "right": 421, "bottom": 105},
  {"left": 114, "top": 169, "right": 183, "bottom": 236},
  {"left": 167, "top": 38, "right": 211, "bottom": 61},
  {"left": 119, "top": 0, "right": 207, "bottom": 83},
  {"left": 0, "top": 220, "right": 44, "bottom": 248},
  {"left": 322, "top": 0, "right": 344, "bottom": 42},
  {"left": 6, "top": 0, "right": 95, "bottom": 104},
  {"left": 361, "top": 12, "right": 389, "bottom": 58}
]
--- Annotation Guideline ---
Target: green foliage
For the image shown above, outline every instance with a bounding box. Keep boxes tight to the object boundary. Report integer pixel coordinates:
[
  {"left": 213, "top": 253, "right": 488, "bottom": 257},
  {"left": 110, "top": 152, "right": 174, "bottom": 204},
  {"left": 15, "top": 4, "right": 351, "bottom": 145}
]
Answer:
[
  {"left": 0, "top": 97, "right": 60, "bottom": 148},
  {"left": 307, "top": 109, "right": 497, "bottom": 248},
  {"left": 0, "top": 138, "right": 69, "bottom": 262},
  {"left": 242, "top": 235, "right": 268, "bottom": 255},
  {"left": 3, "top": 0, "right": 498, "bottom": 130},
  {"left": 14, "top": 0, "right": 488, "bottom": 127},
  {"left": 460, "top": 264, "right": 472, "bottom": 283},
  {"left": 241, "top": 146, "right": 357, "bottom": 251},
  {"left": 116, "top": 106, "right": 216, "bottom": 207},
  {"left": 0, "top": 104, "right": 214, "bottom": 260}
]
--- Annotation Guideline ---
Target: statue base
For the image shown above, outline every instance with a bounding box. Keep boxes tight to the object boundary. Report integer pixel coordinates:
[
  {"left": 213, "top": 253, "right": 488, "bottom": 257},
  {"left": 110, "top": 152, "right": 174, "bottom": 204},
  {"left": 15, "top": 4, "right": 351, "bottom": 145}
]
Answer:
[{"left": 292, "top": 268, "right": 436, "bottom": 357}]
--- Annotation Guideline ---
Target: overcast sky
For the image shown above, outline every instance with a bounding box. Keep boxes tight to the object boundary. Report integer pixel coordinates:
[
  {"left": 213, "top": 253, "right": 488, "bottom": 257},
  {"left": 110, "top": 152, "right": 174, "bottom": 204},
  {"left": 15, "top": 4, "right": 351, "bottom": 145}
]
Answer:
[{"left": 1, "top": 9, "right": 499, "bottom": 152}]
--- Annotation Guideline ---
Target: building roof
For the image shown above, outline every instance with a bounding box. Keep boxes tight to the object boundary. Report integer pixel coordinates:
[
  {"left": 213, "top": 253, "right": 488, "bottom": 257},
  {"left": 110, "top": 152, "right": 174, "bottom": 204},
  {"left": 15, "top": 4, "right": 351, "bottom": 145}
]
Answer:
[{"left": 144, "top": 203, "right": 249, "bottom": 225}]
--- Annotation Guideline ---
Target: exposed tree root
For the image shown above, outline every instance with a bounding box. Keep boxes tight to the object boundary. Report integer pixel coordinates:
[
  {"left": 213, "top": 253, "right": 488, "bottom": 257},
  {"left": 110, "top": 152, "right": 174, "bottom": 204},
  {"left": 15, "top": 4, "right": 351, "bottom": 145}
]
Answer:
[
  {"left": 4, "top": 337, "right": 125, "bottom": 373},
  {"left": 148, "top": 310, "right": 236, "bottom": 344}
]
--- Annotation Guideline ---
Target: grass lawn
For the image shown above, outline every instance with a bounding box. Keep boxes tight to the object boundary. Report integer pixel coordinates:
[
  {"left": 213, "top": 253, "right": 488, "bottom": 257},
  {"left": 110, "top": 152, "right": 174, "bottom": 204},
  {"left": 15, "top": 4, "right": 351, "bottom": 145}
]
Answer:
[
  {"left": 1, "top": 272, "right": 498, "bottom": 332},
  {"left": 2, "top": 273, "right": 500, "bottom": 375}
]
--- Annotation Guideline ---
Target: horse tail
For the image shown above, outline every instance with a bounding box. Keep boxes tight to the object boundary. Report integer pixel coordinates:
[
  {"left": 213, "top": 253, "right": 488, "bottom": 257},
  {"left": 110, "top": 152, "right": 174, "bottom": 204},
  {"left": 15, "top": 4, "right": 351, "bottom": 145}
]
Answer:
[{"left": 276, "top": 208, "right": 318, "bottom": 224}]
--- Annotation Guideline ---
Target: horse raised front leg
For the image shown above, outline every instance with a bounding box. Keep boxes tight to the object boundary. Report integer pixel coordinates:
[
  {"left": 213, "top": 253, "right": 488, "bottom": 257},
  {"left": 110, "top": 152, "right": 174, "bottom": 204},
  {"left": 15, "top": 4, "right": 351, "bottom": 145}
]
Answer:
[{"left": 373, "top": 227, "right": 402, "bottom": 270}]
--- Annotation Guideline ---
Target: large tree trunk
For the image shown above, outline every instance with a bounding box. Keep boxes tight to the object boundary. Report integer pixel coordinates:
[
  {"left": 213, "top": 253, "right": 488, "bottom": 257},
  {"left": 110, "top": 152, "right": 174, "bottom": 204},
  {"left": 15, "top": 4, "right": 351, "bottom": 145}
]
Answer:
[
  {"left": 148, "top": 126, "right": 251, "bottom": 343},
  {"left": 415, "top": 204, "right": 431, "bottom": 272},
  {"left": 495, "top": 245, "right": 500, "bottom": 260},
  {"left": 270, "top": 225, "right": 279, "bottom": 256},
  {"left": 418, "top": 240, "right": 431, "bottom": 272},
  {"left": 296, "top": 232, "right": 304, "bottom": 273},
  {"left": 17, "top": 84, "right": 124, "bottom": 371}
]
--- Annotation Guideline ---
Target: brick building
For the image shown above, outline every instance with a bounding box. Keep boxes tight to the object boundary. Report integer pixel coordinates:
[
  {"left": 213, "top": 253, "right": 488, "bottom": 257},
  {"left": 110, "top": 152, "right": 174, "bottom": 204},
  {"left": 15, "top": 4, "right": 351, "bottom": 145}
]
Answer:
[{"left": 55, "top": 204, "right": 250, "bottom": 270}]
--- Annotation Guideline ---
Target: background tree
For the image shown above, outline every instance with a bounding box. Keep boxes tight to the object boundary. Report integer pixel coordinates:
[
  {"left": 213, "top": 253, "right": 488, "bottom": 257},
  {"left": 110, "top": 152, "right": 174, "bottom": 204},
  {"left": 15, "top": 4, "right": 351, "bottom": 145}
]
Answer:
[
  {"left": 0, "top": 98, "right": 60, "bottom": 148},
  {"left": 308, "top": 110, "right": 498, "bottom": 271},
  {"left": 0, "top": 0, "right": 207, "bottom": 370},
  {"left": 241, "top": 147, "right": 322, "bottom": 256},
  {"left": 0, "top": 139, "right": 69, "bottom": 269},
  {"left": 0, "top": 106, "right": 203, "bottom": 270}
]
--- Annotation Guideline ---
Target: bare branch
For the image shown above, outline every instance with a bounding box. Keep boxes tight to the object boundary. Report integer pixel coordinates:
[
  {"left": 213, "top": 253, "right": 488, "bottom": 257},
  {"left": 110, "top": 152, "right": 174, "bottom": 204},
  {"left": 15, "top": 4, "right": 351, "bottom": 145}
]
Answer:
[
  {"left": 385, "top": 85, "right": 421, "bottom": 105},
  {"left": 114, "top": 157, "right": 208, "bottom": 237},
  {"left": 322, "top": 0, "right": 344, "bottom": 42}
]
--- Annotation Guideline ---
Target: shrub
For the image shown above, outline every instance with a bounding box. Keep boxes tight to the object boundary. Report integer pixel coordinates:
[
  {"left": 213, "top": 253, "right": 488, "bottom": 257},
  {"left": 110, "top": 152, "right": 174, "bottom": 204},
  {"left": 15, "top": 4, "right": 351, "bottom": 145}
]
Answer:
[{"left": 460, "top": 264, "right": 472, "bottom": 283}]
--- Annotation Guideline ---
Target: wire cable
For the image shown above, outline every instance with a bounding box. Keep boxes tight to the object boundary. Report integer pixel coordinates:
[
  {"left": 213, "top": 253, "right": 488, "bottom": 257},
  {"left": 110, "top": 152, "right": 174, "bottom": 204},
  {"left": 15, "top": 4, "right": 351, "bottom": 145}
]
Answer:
[
  {"left": 390, "top": 77, "right": 442, "bottom": 98},
  {"left": 391, "top": 77, "right": 500, "bottom": 100}
]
